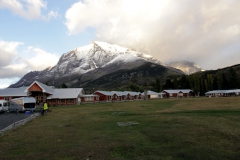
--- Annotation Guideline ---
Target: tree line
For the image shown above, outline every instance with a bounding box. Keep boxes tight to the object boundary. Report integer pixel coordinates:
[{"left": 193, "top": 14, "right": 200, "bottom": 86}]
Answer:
[{"left": 156, "top": 67, "right": 240, "bottom": 95}]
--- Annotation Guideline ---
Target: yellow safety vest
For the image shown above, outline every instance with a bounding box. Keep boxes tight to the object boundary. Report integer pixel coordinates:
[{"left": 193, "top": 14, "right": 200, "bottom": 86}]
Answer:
[{"left": 43, "top": 103, "right": 48, "bottom": 110}]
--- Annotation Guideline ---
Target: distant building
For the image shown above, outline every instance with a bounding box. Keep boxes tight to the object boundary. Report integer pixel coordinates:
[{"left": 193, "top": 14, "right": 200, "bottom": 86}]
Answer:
[
  {"left": 93, "top": 91, "right": 143, "bottom": 102},
  {"left": 147, "top": 90, "right": 166, "bottom": 99},
  {"left": 162, "top": 89, "right": 193, "bottom": 98},
  {"left": 80, "top": 94, "right": 99, "bottom": 103},
  {"left": 205, "top": 89, "right": 240, "bottom": 97}
]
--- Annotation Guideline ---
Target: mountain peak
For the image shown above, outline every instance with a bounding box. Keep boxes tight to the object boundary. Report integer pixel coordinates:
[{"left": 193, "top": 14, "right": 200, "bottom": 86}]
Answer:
[{"left": 93, "top": 41, "right": 128, "bottom": 53}]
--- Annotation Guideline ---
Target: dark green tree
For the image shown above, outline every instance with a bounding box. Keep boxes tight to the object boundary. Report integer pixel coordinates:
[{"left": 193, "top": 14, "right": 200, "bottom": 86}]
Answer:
[
  {"left": 228, "top": 67, "right": 239, "bottom": 89},
  {"left": 129, "top": 83, "right": 143, "bottom": 92},
  {"left": 194, "top": 74, "right": 200, "bottom": 92},
  {"left": 156, "top": 78, "right": 161, "bottom": 92},
  {"left": 200, "top": 77, "right": 206, "bottom": 95},
  {"left": 216, "top": 70, "right": 223, "bottom": 90},
  {"left": 213, "top": 77, "right": 218, "bottom": 90},
  {"left": 173, "top": 76, "right": 178, "bottom": 89},
  {"left": 205, "top": 79, "right": 209, "bottom": 91},
  {"left": 61, "top": 83, "right": 68, "bottom": 88},
  {"left": 207, "top": 74, "right": 213, "bottom": 91},
  {"left": 163, "top": 79, "right": 173, "bottom": 89},
  {"left": 222, "top": 73, "right": 229, "bottom": 89},
  {"left": 180, "top": 75, "right": 189, "bottom": 89}
]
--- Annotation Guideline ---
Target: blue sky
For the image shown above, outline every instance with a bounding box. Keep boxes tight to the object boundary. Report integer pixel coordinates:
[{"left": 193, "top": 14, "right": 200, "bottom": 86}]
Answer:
[{"left": 0, "top": 0, "right": 240, "bottom": 88}]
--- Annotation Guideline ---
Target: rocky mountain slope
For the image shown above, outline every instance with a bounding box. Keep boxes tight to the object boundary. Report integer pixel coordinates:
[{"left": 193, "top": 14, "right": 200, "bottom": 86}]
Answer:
[{"left": 9, "top": 41, "right": 184, "bottom": 90}]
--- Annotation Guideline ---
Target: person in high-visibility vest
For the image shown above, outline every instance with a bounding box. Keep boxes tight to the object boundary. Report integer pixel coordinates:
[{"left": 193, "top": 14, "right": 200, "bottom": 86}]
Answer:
[{"left": 42, "top": 102, "right": 48, "bottom": 115}]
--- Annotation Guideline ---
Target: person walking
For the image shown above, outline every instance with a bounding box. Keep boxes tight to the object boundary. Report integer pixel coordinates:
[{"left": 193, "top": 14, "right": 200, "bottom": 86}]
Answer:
[{"left": 42, "top": 101, "right": 48, "bottom": 115}]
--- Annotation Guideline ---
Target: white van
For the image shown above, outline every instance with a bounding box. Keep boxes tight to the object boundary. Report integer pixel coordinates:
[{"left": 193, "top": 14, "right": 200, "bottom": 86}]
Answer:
[
  {"left": 0, "top": 100, "right": 9, "bottom": 113},
  {"left": 9, "top": 97, "right": 36, "bottom": 112}
]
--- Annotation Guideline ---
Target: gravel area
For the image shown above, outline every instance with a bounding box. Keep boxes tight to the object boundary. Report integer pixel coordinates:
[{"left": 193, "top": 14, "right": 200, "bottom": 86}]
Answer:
[{"left": 0, "top": 112, "right": 39, "bottom": 130}]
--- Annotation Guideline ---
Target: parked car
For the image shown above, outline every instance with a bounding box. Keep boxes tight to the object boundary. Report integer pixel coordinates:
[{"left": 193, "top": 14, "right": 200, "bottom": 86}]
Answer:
[
  {"left": 9, "top": 97, "right": 36, "bottom": 112},
  {"left": 0, "top": 100, "right": 9, "bottom": 113}
]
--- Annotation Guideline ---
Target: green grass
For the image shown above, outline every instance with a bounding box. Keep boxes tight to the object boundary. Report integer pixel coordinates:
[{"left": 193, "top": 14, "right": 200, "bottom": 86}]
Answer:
[{"left": 1, "top": 97, "right": 240, "bottom": 160}]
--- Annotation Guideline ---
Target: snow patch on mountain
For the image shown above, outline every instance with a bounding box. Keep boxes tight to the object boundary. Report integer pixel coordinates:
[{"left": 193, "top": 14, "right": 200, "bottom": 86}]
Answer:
[
  {"left": 104, "top": 54, "right": 141, "bottom": 67},
  {"left": 94, "top": 41, "right": 128, "bottom": 53},
  {"left": 75, "top": 44, "right": 93, "bottom": 59}
]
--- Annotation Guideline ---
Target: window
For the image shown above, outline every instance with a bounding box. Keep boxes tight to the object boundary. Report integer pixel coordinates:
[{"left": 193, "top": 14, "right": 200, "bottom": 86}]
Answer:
[
  {"left": 67, "top": 99, "right": 74, "bottom": 103},
  {"left": 85, "top": 97, "right": 93, "bottom": 101},
  {"left": 59, "top": 99, "right": 65, "bottom": 103}
]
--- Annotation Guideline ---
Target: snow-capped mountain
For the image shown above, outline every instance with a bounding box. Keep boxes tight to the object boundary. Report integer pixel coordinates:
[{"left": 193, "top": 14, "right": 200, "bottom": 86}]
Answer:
[
  {"left": 47, "top": 41, "right": 163, "bottom": 78},
  {"left": 168, "top": 60, "right": 204, "bottom": 74},
  {"left": 9, "top": 41, "right": 183, "bottom": 88}
]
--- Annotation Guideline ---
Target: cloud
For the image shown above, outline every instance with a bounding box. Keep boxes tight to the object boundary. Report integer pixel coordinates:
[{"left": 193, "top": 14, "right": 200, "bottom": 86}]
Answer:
[
  {"left": 24, "top": 47, "right": 59, "bottom": 71},
  {"left": 0, "top": 0, "right": 58, "bottom": 20},
  {"left": 65, "top": 0, "right": 240, "bottom": 70},
  {"left": 0, "top": 40, "right": 59, "bottom": 79},
  {"left": 0, "top": 40, "right": 23, "bottom": 67}
]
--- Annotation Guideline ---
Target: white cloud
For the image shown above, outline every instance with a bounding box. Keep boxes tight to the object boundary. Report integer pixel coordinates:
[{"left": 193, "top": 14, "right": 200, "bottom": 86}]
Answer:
[
  {"left": 0, "top": 40, "right": 23, "bottom": 67},
  {"left": 65, "top": 0, "right": 240, "bottom": 70},
  {"left": 0, "top": 40, "right": 59, "bottom": 80},
  {"left": 24, "top": 47, "right": 59, "bottom": 71},
  {"left": 0, "top": 0, "right": 58, "bottom": 20}
]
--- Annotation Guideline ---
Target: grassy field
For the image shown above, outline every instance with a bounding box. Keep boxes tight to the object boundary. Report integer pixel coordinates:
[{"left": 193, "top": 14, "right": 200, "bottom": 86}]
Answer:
[{"left": 0, "top": 97, "right": 240, "bottom": 160}]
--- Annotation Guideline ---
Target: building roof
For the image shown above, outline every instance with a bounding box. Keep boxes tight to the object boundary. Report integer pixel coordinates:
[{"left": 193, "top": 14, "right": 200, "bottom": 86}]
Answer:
[
  {"left": 111, "top": 91, "right": 128, "bottom": 96},
  {"left": 95, "top": 91, "right": 141, "bottom": 96},
  {"left": 25, "top": 81, "right": 54, "bottom": 94},
  {"left": 147, "top": 90, "right": 165, "bottom": 95},
  {"left": 205, "top": 89, "right": 240, "bottom": 94},
  {"left": 81, "top": 94, "right": 99, "bottom": 97},
  {"left": 47, "top": 88, "right": 83, "bottom": 99},
  {"left": 0, "top": 87, "right": 28, "bottom": 97},
  {"left": 124, "top": 91, "right": 141, "bottom": 96},
  {"left": 162, "top": 89, "right": 192, "bottom": 94},
  {"left": 224, "top": 89, "right": 240, "bottom": 93},
  {"left": 94, "top": 91, "right": 114, "bottom": 96}
]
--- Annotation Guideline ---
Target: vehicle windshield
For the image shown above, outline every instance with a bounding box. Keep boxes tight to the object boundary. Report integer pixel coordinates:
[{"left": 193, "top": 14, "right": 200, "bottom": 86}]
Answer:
[{"left": 24, "top": 103, "right": 35, "bottom": 108}]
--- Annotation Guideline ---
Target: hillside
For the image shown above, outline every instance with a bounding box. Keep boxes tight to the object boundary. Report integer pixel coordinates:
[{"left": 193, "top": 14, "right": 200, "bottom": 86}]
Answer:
[{"left": 75, "top": 62, "right": 183, "bottom": 92}]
